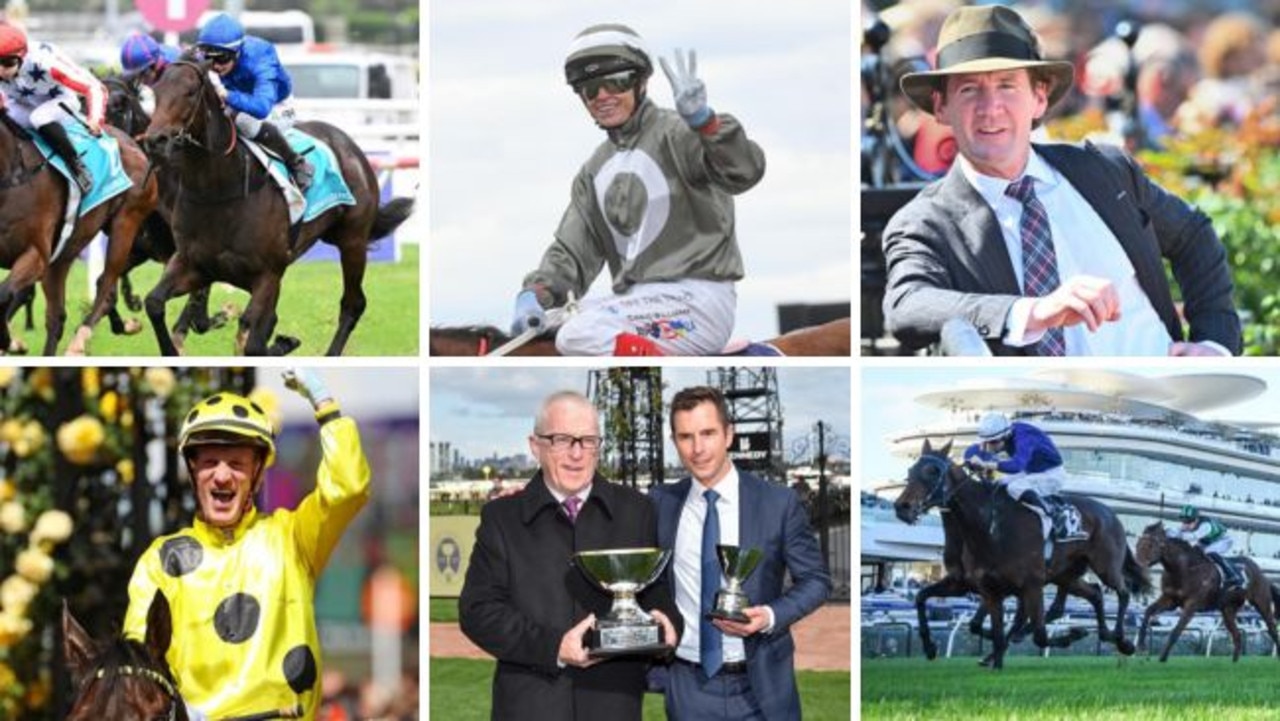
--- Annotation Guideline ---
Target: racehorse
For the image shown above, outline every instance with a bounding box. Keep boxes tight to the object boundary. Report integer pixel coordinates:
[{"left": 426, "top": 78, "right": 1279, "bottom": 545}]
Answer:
[
  {"left": 64, "top": 592, "right": 186, "bottom": 721},
  {"left": 141, "top": 58, "right": 415, "bottom": 355},
  {"left": 1134, "top": 521, "right": 1280, "bottom": 662},
  {"left": 893, "top": 440, "right": 1150, "bottom": 669},
  {"left": 65, "top": 591, "right": 303, "bottom": 720},
  {"left": 428, "top": 316, "right": 852, "bottom": 356},
  {"left": 0, "top": 108, "right": 157, "bottom": 355},
  {"left": 104, "top": 75, "right": 229, "bottom": 349}
]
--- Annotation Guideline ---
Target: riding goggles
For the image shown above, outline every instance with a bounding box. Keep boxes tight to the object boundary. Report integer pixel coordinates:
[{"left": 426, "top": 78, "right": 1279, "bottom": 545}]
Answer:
[
  {"left": 0, "top": 56, "right": 21, "bottom": 69},
  {"left": 200, "top": 48, "right": 237, "bottom": 65},
  {"left": 575, "top": 71, "right": 639, "bottom": 101}
]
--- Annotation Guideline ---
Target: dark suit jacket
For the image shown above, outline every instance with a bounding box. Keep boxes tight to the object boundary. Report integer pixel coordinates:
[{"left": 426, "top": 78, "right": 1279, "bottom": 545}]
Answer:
[
  {"left": 650, "top": 471, "right": 832, "bottom": 721},
  {"left": 459, "top": 472, "right": 681, "bottom": 721},
  {"left": 881, "top": 141, "right": 1241, "bottom": 354}
]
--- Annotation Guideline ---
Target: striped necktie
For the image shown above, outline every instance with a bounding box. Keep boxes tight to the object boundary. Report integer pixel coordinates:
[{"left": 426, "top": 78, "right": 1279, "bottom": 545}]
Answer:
[
  {"left": 562, "top": 495, "right": 581, "bottom": 523},
  {"left": 1005, "top": 176, "right": 1065, "bottom": 356}
]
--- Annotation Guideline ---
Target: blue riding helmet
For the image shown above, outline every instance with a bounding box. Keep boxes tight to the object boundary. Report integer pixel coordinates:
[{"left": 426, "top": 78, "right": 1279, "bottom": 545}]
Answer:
[
  {"left": 120, "top": 33, "right": 164, "bottom": 76},
  {"left": 197, "top": 13, "right": 246, "bottom": 53}
]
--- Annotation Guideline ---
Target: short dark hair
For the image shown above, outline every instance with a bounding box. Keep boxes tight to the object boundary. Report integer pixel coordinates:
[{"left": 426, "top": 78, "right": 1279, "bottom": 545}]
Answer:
[{"left": 669, "top": 386, "right": 731, "bottom": 432}]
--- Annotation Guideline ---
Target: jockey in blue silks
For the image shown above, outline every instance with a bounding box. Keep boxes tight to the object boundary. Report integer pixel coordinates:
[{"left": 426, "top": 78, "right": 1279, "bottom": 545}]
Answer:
[
  {"left": 964, "top": 411, "right": 1087, "bottom": 541},
  {"left": 195, "top": 13, "right": 313, "bottom": 190},
  {"left": 120, "top": 32, "right": 179, "bottom": 86}
]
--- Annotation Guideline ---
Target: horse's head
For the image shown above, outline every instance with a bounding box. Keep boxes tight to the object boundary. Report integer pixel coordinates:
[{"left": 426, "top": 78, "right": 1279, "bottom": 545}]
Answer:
[
  {"left": 105, "top": 75, "right": 149, "bottom": 138},
  {"left": 894, "top": 438, "right": 958, "bottom": 524},
  {"left": 65, "top": 591, "right": 187, "bottom": 721},
  {"left": 142, "top": 60, "right": 226, "bottom": 157},
  {"left": 1134, "top": 521, "right": 1169, "bottom": 567}
]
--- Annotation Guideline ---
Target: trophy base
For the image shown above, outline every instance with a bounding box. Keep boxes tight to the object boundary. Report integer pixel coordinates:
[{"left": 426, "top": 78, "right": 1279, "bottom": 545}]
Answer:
[
  {"left": 706, "top": 608, "right": 751, "bottom": 624},
  {"left": 587, "top": 642, "right": 674, "bottom": 659}
]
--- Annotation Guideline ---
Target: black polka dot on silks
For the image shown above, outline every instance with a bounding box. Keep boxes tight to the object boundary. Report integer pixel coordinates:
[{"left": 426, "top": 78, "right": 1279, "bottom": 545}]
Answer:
[
  {"left": 213, "top": 593, "right": 261, "bottom": 644},
  {"left": 282, "top": 645, "right": 318, "bottom": 694},
  {"left": 160, "top": 537, "right": 204, "bottom": 577},
  {"left": 186, "top": 409, "right": 199, "bottom": 424},
  {"left": 232, "top": 404, "right": 249, "bottom": 419}
]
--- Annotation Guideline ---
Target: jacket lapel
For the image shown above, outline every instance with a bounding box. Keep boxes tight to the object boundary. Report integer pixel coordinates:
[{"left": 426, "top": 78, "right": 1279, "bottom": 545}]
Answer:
[{"left": 939, "top": 167, "right": 1021, "bottom": 294}]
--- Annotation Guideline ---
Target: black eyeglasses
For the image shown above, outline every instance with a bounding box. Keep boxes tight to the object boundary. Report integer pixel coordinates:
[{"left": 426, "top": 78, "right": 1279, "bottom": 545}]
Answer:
[
  {"left": 576, "top": 71, "right": 639, "bottom": 101},
  {"left": 202, "top": 50, "right": 236, "bottom": 65},
  {"left": 536, "top": 434, "right": 603, "bottom": 451},
  {"left": 0, "top": 57, "right": 21, "bottom": 69}
]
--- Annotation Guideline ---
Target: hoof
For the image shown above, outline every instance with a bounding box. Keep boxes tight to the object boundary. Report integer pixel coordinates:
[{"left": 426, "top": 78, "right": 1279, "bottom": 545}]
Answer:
[
  {"left": 1117, "top": 639, "right": 1136, "bottom": 656},
  {"left": 7, "top": 338, "right": 28, "bottom": 355},
  {"left": 270, "top": 335, "right": 302, "bottom": 356},
  {"left": 222, "top": 301, "right": 241, "bottom": 321},
  {"left": 123, "top": 318, "right": 143, "bottom": 336},
  {"left": 126, "top": 295, "right": 143, "bottom": 312}
]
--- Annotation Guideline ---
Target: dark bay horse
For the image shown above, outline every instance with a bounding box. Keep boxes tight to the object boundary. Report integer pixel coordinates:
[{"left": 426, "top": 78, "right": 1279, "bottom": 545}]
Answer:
[
  {"left": 429, "top": 316, "right": 852, "bottom": 356},
  {"left": 103, "top": 75, "right": 228, "bottom": 349},
  {"left": 64, "top": 592, "right": 186, "bottom": 721},
  {"left": 141, "top": 59, "right": 415, "bottom": 355},
  {"left": 0, "top": 110, "right": 157, "bottom": 355},
  {"left": 893, "top": 440, "right": 1150, "bottom": 669},
  {"left": 1134, "top": 521, "right": 1280, "bottom": 662}
]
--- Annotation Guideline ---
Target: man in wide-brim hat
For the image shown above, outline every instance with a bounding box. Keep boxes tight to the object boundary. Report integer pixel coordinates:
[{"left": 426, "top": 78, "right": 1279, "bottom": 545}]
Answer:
[{"left": 879, "top": 4, "right": 1240, "bottom": 357}]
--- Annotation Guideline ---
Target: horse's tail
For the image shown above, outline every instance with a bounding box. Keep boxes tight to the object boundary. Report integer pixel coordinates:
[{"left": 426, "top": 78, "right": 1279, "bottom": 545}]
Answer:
[
  {"left": 1123, "top": 545, "right": 1153, "bottom": 596},
  {"left": 369, "top": 197, "right": 415, "bottom": 243}
]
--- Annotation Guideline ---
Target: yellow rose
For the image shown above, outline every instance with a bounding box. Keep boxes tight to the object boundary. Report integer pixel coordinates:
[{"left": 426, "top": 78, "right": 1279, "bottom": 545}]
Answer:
[
  {"left": 0, "top": 575, "right": 38, "bottom": 616},
  {"left": 56, "top": 415, "right": 105, "bottom": 465},
  {"left": 0, "top": 480, "right": 14, "bottom": 502},
  {"left": 0, "top": 613, "right": 32, "bottom": 648},
  {"left": 21, "top": 421, "right": 44, "bottom": 454},
  {"left": 28, "top": 368, "right": 52, "bottom": 398},
  {"left": 0, "top": 420, "right": 21, "bottom": 444},
  {"left": 82, "top": 367, "right": 101, "bottom": 397},
  {"left": 0, "top": 368, "right": 14, "bottom": 388},
  {"left": 100, "top": 391, "right": 120, "bottom": 423},
  {"left": 145, "top": 367, "right": 177, "bottom": 399},
  {"left": 121, "top": 410, "right": 135, "bottom": 429},
  {"left": 116, "top": 459, "right": 135, "bottom": 485},
  {"left": 15, "top": 548, "right": 53, "bottom": 584},
  {"left": 0, "top": 660, "right": 15, "bottom": 687},
  {"left": 0, "top": 501, "right": 25, "bottom": 534},
  {"left": 249, "top": 387, "right": 284, "bottom": 434},
  {"left": 30, "top": 510, "right": 73, "bottom": 546}
]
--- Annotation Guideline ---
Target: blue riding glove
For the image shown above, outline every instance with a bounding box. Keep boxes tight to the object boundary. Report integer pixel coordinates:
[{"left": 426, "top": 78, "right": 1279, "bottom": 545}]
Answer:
[
  {"left": 283, "top": 368, "right": 334, "bottom": 411},
  {"left": 512, "top": 289, "right": 547, "bottom": 336},
  {"left": 660, "top": 48, "right": 713, "bottom": 129}
]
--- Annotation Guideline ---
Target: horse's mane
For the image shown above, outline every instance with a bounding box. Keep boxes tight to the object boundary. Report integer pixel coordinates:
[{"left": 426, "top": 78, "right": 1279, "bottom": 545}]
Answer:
[{"left": 77, "top": 633, "right": 175, "bottom": 718}]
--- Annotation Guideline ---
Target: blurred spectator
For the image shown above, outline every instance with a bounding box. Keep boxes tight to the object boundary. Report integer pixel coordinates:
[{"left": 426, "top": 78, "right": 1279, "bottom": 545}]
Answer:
[
  {"left": 1184, "top": 12, "right": 1267, "bottom": 128},
  {"left": 318, "top": 670, "right": 360, "bottom": 721}
]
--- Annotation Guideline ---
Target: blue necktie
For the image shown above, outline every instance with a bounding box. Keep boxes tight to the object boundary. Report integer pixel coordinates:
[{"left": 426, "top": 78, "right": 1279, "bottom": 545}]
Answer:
[
  {"left": 1005, "top": 176, "right": 1066, "bottom": 356},
  {"left": 700, "top": 489, "right": 723, "bottom": 677}
]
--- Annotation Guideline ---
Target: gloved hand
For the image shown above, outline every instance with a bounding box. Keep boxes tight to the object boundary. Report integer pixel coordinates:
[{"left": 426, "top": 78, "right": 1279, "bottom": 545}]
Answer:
[
  {"left": 660, "top": 48, "right": 713, "bottom": 129},
  {"left": 966, "top": 457, "right": 998, "bottom": 473},
  {"left": 283, "top": 368, "right": 333, "bottom": 411},
  {"left": 511, "top": 289, "right": 547, "bottom": 336}
]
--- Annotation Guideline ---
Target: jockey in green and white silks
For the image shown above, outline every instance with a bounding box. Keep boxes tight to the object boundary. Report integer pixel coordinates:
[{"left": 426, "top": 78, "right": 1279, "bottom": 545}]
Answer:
[
  {"left": 124, "top": 371, "right": 370, "bottom": 721},
  {"left": 513, "top": 23, "right": 766, "bottom": 356},
  {"left": 1171, "top": 504, "right": 1242, "bottom": 587}
]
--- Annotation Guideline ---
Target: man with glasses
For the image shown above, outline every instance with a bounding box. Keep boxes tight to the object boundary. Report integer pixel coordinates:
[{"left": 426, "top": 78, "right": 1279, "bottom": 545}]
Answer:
[
  {"left": 511, "top": 23, "right": 766, "bottom": 356},
  {"left": 0, "top": 22, "right": 104, "bottom": 193},
  {"left": 650, "top": 386, "right": 830, "bottom": 720},
  {"left": 195, "top": 13, "right": 314, "bottom": 190},
  {"left": 460, "top": 390, "right": 680, "bottom": 720}
]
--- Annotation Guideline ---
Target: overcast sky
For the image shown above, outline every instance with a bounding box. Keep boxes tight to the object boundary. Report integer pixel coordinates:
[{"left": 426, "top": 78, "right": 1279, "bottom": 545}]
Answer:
[
  {"left": 859, "top": 364, "right": 1280, "bottom": 489},
  {"left": 428, "top": 1, "right": 852, "bottom": 342},
  {"left": 430, "top": 366, "right": 850, "bottom": 463},
  {"left": 255, "top": 366, "right": 419, "bottom": 423}
]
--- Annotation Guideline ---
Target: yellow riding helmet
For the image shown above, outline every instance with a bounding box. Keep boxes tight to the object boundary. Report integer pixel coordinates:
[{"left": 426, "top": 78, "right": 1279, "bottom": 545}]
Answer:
[{"left": 179, "top": 392, "right": 277, "bottom": 470}]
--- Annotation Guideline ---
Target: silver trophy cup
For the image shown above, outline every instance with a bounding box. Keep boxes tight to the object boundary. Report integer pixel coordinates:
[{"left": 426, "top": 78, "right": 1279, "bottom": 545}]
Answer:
[
  {"left": 707, "top": 545, "right": 763, "bottom": 623},
  {"left": 573, "top": 547, "right": 673, "bottom": 658}
]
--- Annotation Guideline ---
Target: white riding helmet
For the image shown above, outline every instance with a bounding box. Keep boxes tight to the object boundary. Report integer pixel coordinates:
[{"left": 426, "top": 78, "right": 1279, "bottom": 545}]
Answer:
[{"left": 976, "top": 412, "right": 1013, "bottom": 442}]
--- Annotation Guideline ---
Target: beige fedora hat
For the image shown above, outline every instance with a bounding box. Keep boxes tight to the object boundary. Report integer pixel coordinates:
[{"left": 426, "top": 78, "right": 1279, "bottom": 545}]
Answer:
[{"left": 900, "top": 5, "right": 1075, "bottom": 114}]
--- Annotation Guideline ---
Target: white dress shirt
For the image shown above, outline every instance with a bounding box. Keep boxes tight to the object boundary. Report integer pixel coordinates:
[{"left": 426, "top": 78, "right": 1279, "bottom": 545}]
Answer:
[
  {"left": 673, "top": 466, "right": 746, "bottom": 664},
  {"left": 959, "top": 149, "right": 1176, "bottom": 355}
]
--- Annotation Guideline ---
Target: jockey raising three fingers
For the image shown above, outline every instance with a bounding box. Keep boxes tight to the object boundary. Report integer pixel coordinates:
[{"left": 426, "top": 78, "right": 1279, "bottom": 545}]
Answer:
[
  {"left": 123, "top": 369, "right": 370, "bottom": 720},
  {"left": 195, "top": 13, "right": 314, "bottom": 191},
  {"left": 513, "top": 23, "right": 766, "bottom": 357},
  {"left": 0, "top": 22, "right": 103, "bottom": 193}
]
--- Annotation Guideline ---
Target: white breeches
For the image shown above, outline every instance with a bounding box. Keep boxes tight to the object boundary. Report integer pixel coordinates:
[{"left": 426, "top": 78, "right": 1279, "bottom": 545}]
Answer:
[{"left": 554, "top": 278, "right": 736, "bottom": 356}]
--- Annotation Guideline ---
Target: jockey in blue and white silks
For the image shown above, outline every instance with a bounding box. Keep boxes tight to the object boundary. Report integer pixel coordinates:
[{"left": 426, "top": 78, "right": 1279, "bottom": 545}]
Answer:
[
  {"left": 196, "top": 13, "right": 313, "bottom": 190},
  {"left": 964, "top": 411, "right": 1086, "bottom": 541}
]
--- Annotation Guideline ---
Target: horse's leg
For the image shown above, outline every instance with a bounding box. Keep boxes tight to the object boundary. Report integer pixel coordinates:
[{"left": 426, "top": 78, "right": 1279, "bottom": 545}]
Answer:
[
  {"left": 145, "top": 260, "right": 203, "bottom": 357},
  {"left": 914, "top": 576, "right": 969, "bottom": 660},
  {"left": 1253, "top": 584, "right": 1280, "bottom": 658},
  {"left": 0, "top": 249, "right": 51, "bottom": 355},
  {"left": 1055, "top": 578, "right": 1108, "bottom": 646},
  {"left": 985, "top": 595, "right": 1007, "bottom": 671},
  {"left": 325, "top": 239, "right": 369, "bottom": 356},
  {"left": 68, "top": 203, "right": 150, "bottom": 355},
  {"left": 1138, "top": 594, "right": 1175, "bottom": 654},
  {"left": 39, "top": 258, "right": 75, "bottom": 355},
  {"left": 1222, "top": 603, "right": 1244, "bottom": 663},
  {"left": 1044, "top": 583, "right": 1072, "bottom": 625},
  {"left": 1160, "top": 605, "right": 1197, "bottom": 663},
  {"left": 237, "top": 277, "right": 283, "bottom": 356}
]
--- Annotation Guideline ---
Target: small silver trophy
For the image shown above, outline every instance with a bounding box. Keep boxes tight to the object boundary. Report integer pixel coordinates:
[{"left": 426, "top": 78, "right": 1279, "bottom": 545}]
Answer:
[
  {"left": 573, "top": 547, "right": 673, "bottom": 658},
  {"left": 707, "top": 545, "right": 763, "bottom": 623}
]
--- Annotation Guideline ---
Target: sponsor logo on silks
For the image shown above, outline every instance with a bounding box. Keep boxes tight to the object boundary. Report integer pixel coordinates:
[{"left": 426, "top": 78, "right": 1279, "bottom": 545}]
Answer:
[{"left": 636, "top": 317, "right": 695, "bottom": 340}]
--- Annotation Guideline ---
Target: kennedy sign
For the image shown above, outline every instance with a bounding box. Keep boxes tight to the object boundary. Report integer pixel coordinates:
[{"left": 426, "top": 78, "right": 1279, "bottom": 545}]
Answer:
[
  {"left": 728, "top": 432, "right": 772, "bottom": 471},
  {"left": 136, "top": 0, "right": 211, "bottom": 32}
]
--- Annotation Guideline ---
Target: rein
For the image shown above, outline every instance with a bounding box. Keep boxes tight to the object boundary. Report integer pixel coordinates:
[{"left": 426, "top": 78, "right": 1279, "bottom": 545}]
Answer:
[
  {"left": 159, "top": 61, "right": 235, "bottom": 156},
  {"left": 73, "top": 663, "right": 183, "bottom": 721}
]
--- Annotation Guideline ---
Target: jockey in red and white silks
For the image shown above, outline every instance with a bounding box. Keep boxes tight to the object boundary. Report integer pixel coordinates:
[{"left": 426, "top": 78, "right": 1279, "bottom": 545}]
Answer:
[{"left": 513, "top": 24, "right": 765, "bottom": 356}]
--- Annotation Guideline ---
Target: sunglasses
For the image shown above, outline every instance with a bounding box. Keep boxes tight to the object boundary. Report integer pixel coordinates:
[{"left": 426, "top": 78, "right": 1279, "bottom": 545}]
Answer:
[
  {"left": 0, "top": 57, "right": 21, "bottom": 69},
  {"left": 576, "top": 71, "right": 639, "bottom": 101}
]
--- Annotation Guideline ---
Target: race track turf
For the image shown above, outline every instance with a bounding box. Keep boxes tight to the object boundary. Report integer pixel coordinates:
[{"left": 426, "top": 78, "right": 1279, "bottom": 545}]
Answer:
[{"left": 862, "top": 656, "right": 1280, "bottom": 720}]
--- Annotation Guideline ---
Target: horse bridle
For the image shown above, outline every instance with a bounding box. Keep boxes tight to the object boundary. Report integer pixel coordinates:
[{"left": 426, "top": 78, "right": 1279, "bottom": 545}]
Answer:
[
  {"left": 155, "top": 61, "right": 236, "bottom": 156},
  {"left": 913, "top": 453, "right": 957, "bottom": 510},
  {"left": 73, "top": 663, "right": 183, "bottom": 721}
]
